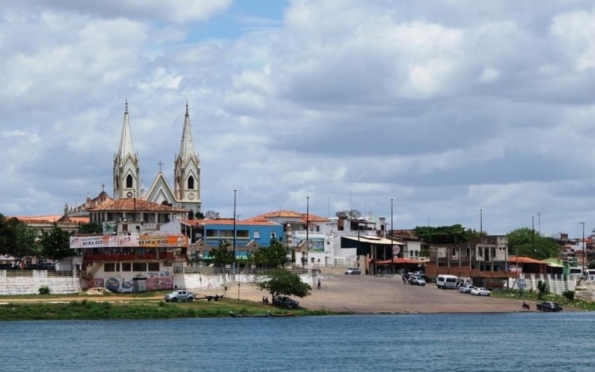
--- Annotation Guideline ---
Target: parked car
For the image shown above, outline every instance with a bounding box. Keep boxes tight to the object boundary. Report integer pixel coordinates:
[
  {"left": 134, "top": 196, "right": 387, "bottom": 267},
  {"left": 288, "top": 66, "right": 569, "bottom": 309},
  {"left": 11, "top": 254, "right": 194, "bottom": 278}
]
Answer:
[
  {"left": 39, "top": 262, "right": 55, "bottom": 270},
  {"left": 273, "top": 296, "right": 300, "bottom": 309},
  {"left": 25, "top": 263, "right": 49, "bottom": 270},
  {"left": 536, "top": 301, "right": 563, "bottom": 312},
  {"left": 345, "top": 268, "right": 361, "bottom": 275},
  {"left": 458, "top": 284, "right": 474, "bottom": 294},
  {"left": 470, "top": 287, "right": 491, "bottom": 296},
  {"left": 164, "top": 290, "right": 196, "bottom": 302},
  {"left": 409, "top": 276, "right": 426, "bottom": 286}
]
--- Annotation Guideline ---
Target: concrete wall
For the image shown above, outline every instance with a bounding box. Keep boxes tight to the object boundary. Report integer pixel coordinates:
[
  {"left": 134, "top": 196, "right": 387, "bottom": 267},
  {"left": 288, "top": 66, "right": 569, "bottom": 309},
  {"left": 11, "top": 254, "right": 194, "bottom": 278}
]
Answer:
[
  {"left": 505, "top": 273, "right": 577, "bottom": 295},
  {"left": 173, "top": 273, "right": 315, "bottom": 292},
  {"left": 0, "top": 270, "right": 81, "bottom": 295}
]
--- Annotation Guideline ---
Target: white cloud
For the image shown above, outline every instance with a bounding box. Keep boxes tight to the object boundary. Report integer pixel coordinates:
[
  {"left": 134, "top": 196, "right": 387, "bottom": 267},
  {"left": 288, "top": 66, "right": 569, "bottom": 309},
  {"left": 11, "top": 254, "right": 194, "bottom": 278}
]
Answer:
[
  {"left": 4, "top": 0, "right": 595, "bottom": 239},
  {"left": 551, "top": 9, "right": 595, "bottom": 71},
  {"left": 478, "top": 67, "right": 501, "bottom": 83}
]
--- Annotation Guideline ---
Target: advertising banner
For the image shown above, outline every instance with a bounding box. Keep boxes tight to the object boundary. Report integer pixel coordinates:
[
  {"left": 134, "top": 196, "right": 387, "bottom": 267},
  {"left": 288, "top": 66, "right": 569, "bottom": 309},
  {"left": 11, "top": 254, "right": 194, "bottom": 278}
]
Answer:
[
  {"left": 70, "top": 236, "right": 113, "bottom": 249},
  {"left": 138, "top": 235, "right": 188, "bottom": 248},
  {"left": 70, "top": 235, "right": 188, "bottom": 249},
  {"left": 146, "top": 277, "right": 173, "bottom": 291}
]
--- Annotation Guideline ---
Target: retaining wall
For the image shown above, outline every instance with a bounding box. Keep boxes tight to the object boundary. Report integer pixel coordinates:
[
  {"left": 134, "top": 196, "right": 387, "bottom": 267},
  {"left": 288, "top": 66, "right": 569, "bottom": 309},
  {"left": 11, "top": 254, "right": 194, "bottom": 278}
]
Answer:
[
  {"left": 173, "top": 273, "right": 315, "bottom": 291},
  {"left": 0, "top": 270, "right": 81, "bottom": 295},
  {"left": 505, "top": 274, "right": 577, "bottom": 295}
]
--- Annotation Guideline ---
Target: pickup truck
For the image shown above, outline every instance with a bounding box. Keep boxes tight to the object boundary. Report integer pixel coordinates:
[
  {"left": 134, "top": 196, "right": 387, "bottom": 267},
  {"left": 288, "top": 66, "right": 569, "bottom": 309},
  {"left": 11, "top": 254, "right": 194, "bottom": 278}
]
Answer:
[
  {"left": 273, "top": 296, "right": 299, "bottom": 309},
  {"left": 536, "top": 301, "right": 562, "bottom": 312},
  {"left": 164, "top": 290, "right": 196, "bottom": 302}
]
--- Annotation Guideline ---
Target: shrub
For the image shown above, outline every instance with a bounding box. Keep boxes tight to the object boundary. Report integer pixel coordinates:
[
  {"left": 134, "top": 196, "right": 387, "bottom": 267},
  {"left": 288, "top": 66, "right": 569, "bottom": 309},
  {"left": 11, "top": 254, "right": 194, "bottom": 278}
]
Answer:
[
  {"left": 159, "top": 301, "right": 165, "bottom": 307},
  {"left": 563, "top": 290, "right": 575, "bottom": 302},
  {"left": 537, "top": 280, "right": 549, "bottom": 299},
  {"left": 39, "top": 286, "right": 51, "bottom": 295}
]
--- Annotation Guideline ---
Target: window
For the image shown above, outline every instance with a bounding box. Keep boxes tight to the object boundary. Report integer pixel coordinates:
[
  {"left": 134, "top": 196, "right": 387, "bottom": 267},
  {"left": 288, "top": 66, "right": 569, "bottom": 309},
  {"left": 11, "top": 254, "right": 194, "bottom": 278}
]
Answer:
[
  {"left": 148, "top": 263, "right": 160, "bottom": 271},
  {"left": 132, "top": 262, "right": 147, "bottom": 272},
  {"left": 187, "top": 176, "right": 194, "bottom": 189},
  {"left": 220, "top": 230, "right": 233, "bottom": 238},
  {"left": 205, "top": 230, "right": 217, "bottom": 237},
  {"left": 237, "top": 230, "right": 249, "bottom": 239},
  {"left": 104, "top": 263, "right": 116, "bottom": 272},
  {"left": 254, "top": 231, "right": 260, "bottom": 239},
  {"left": 491, "top": 247, "right": 496, "bottom": 257},
  {"left": 126, "top": 175, "right": 133, "bottom": 188},
  {"left": 121, "top": 263, "right": 131, "bottom": 272}
]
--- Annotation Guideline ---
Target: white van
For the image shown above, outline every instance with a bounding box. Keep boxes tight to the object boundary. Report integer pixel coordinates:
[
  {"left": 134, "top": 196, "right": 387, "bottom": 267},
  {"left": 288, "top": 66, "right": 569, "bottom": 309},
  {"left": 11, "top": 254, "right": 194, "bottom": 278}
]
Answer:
[{"left": 436, "top": 275, "right": 458, "bottom": 289}]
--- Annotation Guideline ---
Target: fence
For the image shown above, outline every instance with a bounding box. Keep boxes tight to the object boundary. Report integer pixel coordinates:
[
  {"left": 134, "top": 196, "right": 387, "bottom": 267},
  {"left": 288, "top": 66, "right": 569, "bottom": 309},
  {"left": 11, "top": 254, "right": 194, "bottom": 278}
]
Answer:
[{"left": 2, "top": 270, "right": 74, "bottom": 278}]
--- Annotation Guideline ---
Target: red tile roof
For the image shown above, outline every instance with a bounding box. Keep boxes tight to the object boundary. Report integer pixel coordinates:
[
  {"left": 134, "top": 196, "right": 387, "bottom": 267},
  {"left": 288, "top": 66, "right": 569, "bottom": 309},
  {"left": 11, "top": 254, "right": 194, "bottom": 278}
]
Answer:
[
  {"left": 246, "top": 210, "right": 329, "bottom": 223},
  {"left": 507, "top": 256, "right": 546, "bottom": 265},
  {"left": 89, "top": 198, "right": 187, "bottom": 212},
  {"left": 182, "top": 219, "right": 279, "bottom": 226}
]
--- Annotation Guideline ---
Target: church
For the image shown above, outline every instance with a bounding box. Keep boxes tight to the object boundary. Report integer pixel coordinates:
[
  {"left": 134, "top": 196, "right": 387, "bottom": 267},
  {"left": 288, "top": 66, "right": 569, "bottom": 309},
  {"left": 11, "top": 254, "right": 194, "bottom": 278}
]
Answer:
[
  {"left": 69, "top": 102, "right": 202, "bottom": 218},
  {"left": 113, "top": 101, "right": 202, "bottom": 217}
]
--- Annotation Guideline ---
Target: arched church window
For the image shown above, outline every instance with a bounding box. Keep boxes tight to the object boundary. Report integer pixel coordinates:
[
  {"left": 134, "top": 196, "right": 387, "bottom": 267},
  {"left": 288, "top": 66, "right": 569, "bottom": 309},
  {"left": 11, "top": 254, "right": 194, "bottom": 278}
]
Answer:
[
  {"left": 126, "top": 175, "right": 133, "bottom": 188},
  {"left": 188, "top": 176, "right": 195, "bottom": 190}
]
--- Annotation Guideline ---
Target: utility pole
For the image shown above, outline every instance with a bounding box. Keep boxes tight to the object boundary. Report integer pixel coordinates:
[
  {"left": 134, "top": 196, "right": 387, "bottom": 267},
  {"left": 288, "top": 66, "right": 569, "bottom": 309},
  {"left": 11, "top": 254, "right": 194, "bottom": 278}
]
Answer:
[
  {"left": 581, "top": 222, "right": 585, "bottom": 271},
  {"left": 233, "top": 189, "right": 237, "bottom": 274},
  {"left": 305, "top": 196, "right": 309, "bottom": 273},
  {"left": 532, "top": 215, "right": 535, "bottom": 257}
]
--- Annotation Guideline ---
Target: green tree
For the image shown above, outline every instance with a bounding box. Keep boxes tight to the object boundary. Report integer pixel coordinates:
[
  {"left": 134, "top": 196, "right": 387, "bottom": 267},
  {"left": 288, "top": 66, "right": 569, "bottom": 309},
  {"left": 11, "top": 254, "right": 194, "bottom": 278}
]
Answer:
[
  {"left": 251, "top": 239, "right": 288, "bottom": 269},
  {"left": 0, "top": 216, "right": 39, "bottom": 266},
  {"left": 40, "top": 224, "right": 74, "bottom": 265},
  {"left": 195, "top": 211, "right": 205, "bottom": 220},
  {"left": 413, "top": 224, "right": 477, "bottom": 244},
  {"left": 209, "top": 240, "right": 234, "bottom": 270},
  {"left": 537, "top": 280, "right": 549, "bottom": 299},
  {"left": 507, "top": 228, "right": 560, "bottom": 259},
  {"left": 77, "top": 222, "right": 103, "bottom": 234},
  {"left": 256, "top": 269, "right": 311, "bottom": 300}
]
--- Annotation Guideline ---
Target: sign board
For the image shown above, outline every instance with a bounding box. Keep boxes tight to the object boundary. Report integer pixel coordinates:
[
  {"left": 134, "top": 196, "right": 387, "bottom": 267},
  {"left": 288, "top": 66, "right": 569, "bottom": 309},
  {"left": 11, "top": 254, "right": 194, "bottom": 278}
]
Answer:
[
  {"left": 392, "top": 245, "right": 401, "bottom": 255},
  {"left": 517, "top": 279, "right": 526, "bottom": 289}
]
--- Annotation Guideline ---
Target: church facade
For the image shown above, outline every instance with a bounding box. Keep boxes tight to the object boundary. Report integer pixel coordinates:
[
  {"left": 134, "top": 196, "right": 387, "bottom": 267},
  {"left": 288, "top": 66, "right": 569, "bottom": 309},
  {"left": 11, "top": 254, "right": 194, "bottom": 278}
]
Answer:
[{"left": 113, "top": 102, "right": 202, "bottom": 217}]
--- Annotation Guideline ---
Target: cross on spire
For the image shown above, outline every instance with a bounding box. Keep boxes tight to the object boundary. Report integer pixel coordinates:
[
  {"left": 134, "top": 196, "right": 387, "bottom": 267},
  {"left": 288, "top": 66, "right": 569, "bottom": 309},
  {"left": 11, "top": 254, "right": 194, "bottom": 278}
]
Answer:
[
  {"left": 101, "top": 183, "right": 105, "bottom": 192},
  {"left": 158, "top": 160, "right": 164, "bottom": 172}
]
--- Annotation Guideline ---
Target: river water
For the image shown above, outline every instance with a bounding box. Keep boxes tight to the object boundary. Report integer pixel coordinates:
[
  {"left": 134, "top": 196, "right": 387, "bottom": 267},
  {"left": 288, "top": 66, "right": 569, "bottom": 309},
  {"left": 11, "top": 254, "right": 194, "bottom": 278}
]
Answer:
[{"left": 1, "top": 312, "right": 594, "bottom": 372}]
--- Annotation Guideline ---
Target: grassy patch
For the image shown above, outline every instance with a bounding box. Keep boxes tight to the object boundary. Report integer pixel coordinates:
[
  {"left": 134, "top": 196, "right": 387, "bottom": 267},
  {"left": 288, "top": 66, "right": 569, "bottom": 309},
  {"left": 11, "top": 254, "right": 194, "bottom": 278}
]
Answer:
[
  {"left": 492, "top": 289, "right": 595, "bottom": 311},
  {"left": 0, "top": 296, "right": 347, "bottom": 321}
]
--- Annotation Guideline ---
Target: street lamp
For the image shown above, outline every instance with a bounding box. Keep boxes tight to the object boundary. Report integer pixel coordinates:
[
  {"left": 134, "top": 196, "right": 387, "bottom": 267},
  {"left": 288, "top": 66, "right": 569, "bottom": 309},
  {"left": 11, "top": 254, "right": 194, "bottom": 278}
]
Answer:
[
  {"left": 580, "top": 222, "right": 585, "bottom": 272},
  {"left": 305, "top": 196, "right": 309, "bottom": 272},
  {"left": 233, "top": 189, "right": 237, "bottom": 274},
  {"left": 532, "top": 215, "right": 535, "bottom": 257},
  {"left": 390, "top": 198, "right": 393, "bottom": 271}
]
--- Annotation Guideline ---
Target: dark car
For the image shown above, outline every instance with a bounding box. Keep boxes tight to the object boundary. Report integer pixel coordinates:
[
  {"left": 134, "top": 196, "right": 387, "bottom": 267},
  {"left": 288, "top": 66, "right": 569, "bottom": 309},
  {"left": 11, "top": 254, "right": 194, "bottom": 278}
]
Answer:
[
  {"left": 536, "top": 301, "right": 563, "bottom": 312},
  {"left": 345, "top": 268, "right": 361, "bottom": 275},
  {"left": 273, "top": 296, "right": 299, "bottom": 309}
]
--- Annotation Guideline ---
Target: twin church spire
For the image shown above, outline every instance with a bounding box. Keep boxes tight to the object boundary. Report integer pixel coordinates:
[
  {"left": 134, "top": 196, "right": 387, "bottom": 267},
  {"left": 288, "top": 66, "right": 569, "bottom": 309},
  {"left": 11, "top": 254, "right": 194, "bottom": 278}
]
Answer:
[{"left": 113, "top": 102, "right": 201, "bottom": 215}]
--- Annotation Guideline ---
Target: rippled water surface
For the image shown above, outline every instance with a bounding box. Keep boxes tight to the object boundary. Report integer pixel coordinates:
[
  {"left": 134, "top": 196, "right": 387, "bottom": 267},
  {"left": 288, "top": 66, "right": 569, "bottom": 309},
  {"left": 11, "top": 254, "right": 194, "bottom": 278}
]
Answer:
[{"left": 1, "top": 313, "right": 595, "bottom": 372}]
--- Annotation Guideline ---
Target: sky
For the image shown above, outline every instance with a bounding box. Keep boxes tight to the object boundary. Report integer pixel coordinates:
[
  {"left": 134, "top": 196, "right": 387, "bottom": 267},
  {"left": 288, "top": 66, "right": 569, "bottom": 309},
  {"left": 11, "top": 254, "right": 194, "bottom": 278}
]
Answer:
[{"left": 2, "top": 0, "right": 595, "bottom": 238}]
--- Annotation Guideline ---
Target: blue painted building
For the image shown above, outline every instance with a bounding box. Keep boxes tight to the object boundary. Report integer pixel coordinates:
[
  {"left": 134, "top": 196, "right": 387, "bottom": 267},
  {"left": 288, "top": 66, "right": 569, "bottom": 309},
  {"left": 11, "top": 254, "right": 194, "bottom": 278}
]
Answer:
[{"left": 185, "top": 218, "right": 285, "bottom": 259}]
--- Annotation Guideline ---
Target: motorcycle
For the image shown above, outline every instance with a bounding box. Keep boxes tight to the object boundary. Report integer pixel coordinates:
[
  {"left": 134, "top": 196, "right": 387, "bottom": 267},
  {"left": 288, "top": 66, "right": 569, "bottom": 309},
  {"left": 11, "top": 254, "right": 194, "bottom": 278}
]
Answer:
[{"left": 522, "top": 301, "right": 530, "bottom": 310}]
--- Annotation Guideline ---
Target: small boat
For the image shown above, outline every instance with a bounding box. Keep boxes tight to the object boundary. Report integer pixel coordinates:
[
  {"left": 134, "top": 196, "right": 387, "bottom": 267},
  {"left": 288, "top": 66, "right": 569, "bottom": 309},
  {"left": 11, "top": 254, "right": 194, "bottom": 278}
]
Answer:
[
  {"left": 229, "top": 311, "right": 270, "bottom": 318},
  {"left": 271, "top": 313, "right": 295, "bottom": 317}
]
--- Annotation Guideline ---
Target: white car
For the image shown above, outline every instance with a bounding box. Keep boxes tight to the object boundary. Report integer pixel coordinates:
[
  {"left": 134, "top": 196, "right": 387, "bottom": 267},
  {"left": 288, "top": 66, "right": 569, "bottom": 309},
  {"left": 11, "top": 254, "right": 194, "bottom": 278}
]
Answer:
[
  {"left": 470, "top": 287, "right": 490, "bottom": 296},
  {"left": 458, "top": 284, "right": 474, "bottom": 294},
  {"left": 409, "top": 276, "right": 426, "bottom": 286}
]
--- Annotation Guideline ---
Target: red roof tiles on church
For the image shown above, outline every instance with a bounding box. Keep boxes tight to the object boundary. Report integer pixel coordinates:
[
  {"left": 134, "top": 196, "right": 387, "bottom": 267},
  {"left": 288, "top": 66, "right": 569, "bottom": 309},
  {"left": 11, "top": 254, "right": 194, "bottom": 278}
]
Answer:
[{"left": 89, "top": 198, "right": 187, "bottom": 212}]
